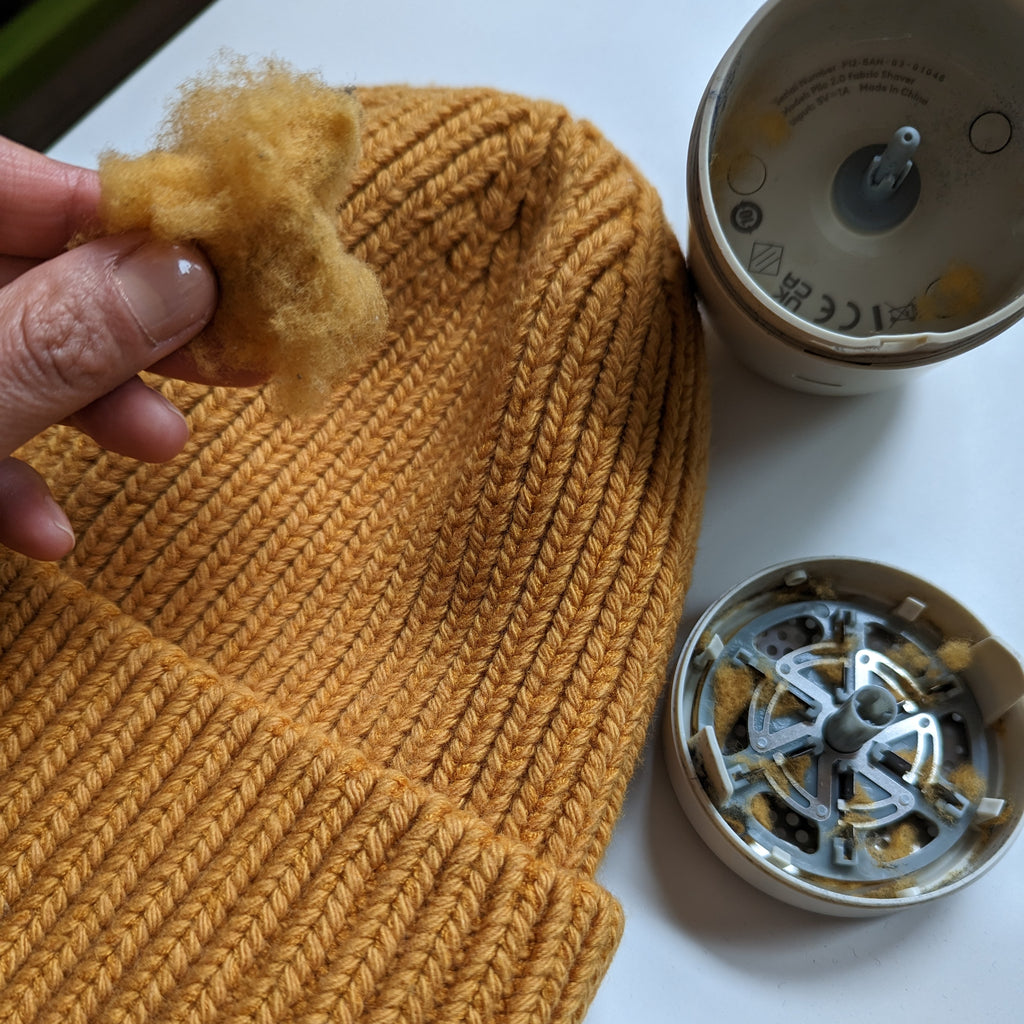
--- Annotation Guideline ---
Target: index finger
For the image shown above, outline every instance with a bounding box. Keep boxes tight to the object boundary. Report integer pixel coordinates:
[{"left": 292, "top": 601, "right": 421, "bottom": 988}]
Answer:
[{"left": 0, "top": 136, "right": 101, "bottom": 259}]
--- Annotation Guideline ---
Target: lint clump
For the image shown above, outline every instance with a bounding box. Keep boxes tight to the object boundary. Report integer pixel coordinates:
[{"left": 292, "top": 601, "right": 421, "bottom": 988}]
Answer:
[{"left": 97, "top": 56, "right": 388, "bottom": 413}]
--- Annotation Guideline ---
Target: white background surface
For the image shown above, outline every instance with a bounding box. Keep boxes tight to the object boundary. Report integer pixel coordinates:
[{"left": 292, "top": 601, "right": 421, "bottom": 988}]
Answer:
[{"left": 51, "top": 1, "right": 1024, "bottom": 1020}]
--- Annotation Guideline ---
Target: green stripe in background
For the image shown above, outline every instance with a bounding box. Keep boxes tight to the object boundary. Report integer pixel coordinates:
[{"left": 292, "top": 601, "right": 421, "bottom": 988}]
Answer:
[{"left": 0, "top": 0, "right": 139, "bottom": 119}]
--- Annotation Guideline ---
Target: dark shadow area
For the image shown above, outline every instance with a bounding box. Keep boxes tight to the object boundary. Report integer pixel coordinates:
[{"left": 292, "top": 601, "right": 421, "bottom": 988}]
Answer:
[
  {"left": 634, "top": 327, "right": 955, "bottom": 975},
  {"left": 0, "top": 0, "right": 214, "bottom": 151},
  {"left": 1, "top": 2, "right": 36, "bottom": 29},
  {"left": 674, "top": 326, "right": 908, "bottom": 642}
]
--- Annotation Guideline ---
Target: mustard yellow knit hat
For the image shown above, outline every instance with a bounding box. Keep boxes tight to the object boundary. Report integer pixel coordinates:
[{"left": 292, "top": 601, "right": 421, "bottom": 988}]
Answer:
[{"left": 0, "top": 86, "right": 708, "bottom": 1023}]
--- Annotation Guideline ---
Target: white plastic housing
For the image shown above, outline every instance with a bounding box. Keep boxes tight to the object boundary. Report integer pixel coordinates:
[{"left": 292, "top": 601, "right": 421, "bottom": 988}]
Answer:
[{"left": 688, "top": 0, "right": 1024, "bottom": 394}]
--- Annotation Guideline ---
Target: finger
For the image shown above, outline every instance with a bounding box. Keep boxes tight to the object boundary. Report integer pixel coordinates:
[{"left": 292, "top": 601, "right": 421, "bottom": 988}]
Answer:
[
  {"left": 1, "top": 243, "right": 260, "bottom": 388},
  {"left": 0, "top": 232, "right": 217, "bottom": 458},
  {"left": 151, "top": 345, "right": 269, "bottom": 387},
  {"left": 65, "top": 375, "right": 190, "bottom": 462},
  {"left": 0, "top": 136, "right": 101, "bottom": 257},
  {"left": 0, "top": 456, "right": 76, "bottom": 560},
  {"left": 0, "top": 254, "right": 41, "bottom": 289}
]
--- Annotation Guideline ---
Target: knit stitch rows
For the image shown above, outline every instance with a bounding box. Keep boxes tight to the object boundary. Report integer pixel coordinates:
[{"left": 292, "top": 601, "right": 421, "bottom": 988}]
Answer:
[{"left": 1, "top": 87, "right": 709, "bottom": 1023}]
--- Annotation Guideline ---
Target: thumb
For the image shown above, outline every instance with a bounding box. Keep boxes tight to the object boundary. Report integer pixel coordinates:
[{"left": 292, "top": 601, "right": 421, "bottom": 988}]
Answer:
[{"left": 0, "top": 233, "right": 217, "bottom": 457}]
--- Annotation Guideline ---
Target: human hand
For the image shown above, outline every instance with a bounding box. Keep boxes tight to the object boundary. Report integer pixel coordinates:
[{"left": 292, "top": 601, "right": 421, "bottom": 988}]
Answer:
[{"left": 0, "top": 136, "right": 221, "bottom": 561}]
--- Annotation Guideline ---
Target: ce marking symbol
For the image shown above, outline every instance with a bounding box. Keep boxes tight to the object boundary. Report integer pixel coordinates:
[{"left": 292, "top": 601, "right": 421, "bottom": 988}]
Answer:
[{"left": 813, "top": 294, "right": 861, "bottom": 331}]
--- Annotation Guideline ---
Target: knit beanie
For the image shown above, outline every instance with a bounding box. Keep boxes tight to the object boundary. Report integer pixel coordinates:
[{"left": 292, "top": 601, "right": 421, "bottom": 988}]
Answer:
[{"left": 0, "top": 86, "right": 709, "bottom": 1023}]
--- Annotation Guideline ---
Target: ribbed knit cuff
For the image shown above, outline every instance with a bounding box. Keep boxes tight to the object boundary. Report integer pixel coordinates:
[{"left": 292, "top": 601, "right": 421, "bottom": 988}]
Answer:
[{"left": 0, "top": 561, "right": 621, "bottom": 1024}]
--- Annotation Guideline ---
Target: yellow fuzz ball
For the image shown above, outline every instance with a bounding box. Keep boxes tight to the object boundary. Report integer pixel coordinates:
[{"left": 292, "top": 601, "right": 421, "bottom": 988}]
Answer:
[{"left": 98, "top": 56, "right": 388, "bottom": 413}]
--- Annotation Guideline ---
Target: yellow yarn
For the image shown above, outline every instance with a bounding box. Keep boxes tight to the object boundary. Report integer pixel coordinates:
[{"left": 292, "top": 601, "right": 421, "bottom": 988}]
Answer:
[
  {"left": 97, "top": 58, "right": 388, "bottom": 413},
  {"left": 1, "top": 86, "right": 709, "bottom": 1023}
]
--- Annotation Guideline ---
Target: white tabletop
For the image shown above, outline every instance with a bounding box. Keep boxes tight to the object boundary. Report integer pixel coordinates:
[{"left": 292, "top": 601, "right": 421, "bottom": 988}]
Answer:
[{"left": 51, "top": 2, "right": 1024, "bottom": 1020}]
